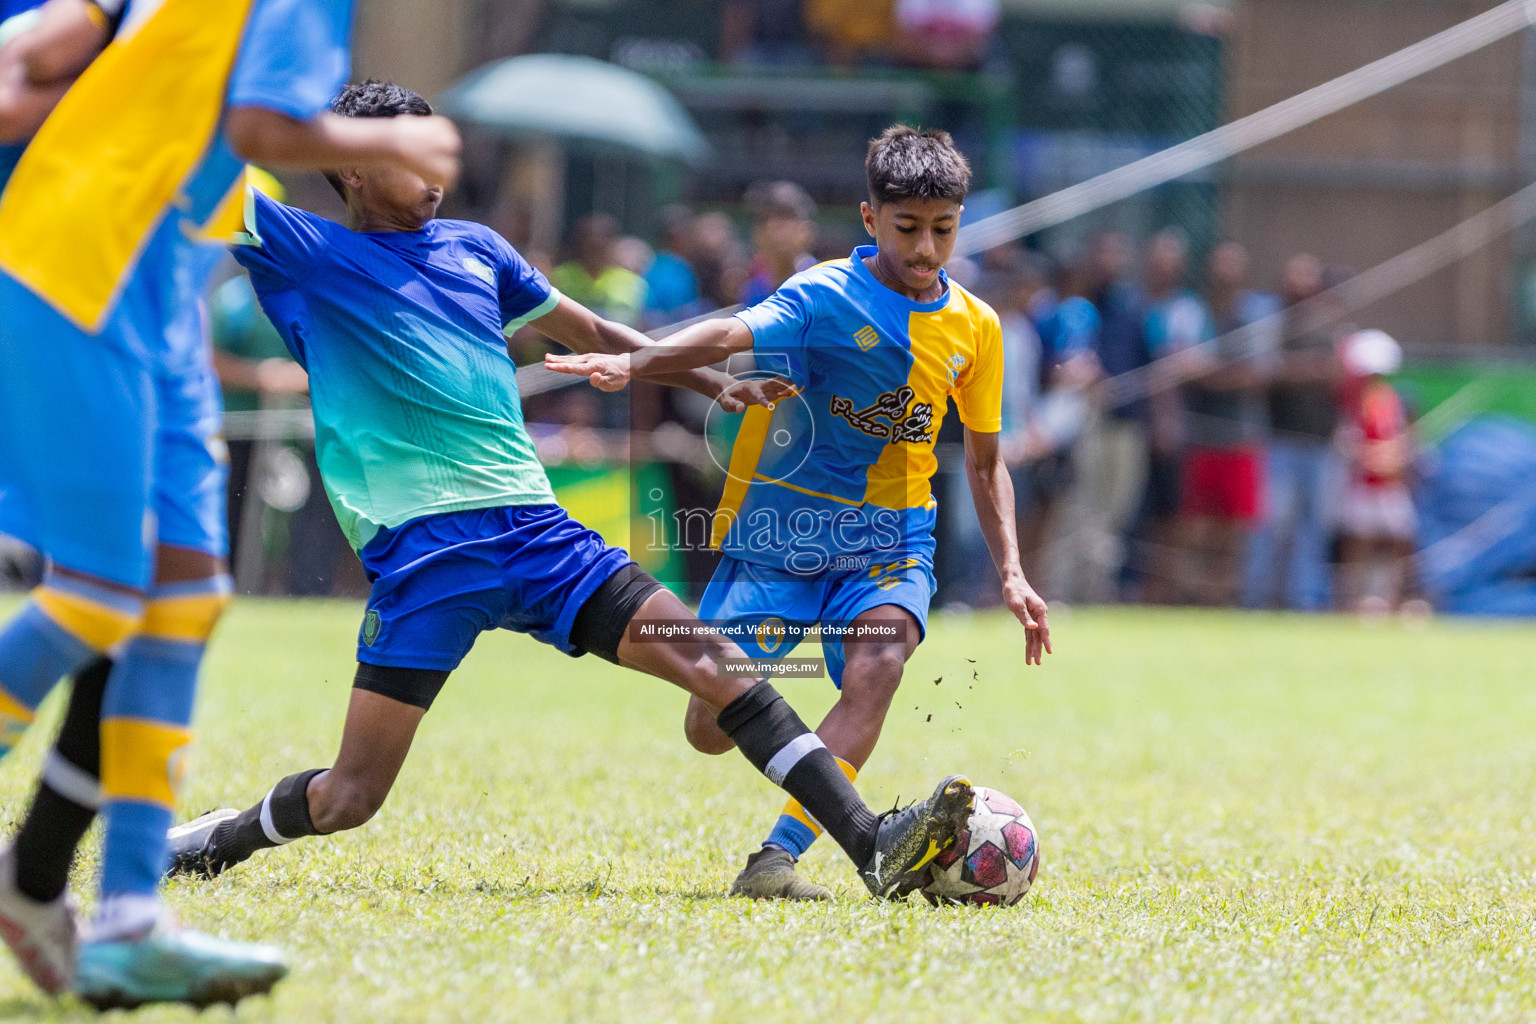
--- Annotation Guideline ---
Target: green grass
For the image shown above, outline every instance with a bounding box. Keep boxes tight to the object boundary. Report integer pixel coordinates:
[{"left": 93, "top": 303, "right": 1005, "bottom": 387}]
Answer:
[{"left": 2, "top": 599, "right": 1535, "bottom": 1021}]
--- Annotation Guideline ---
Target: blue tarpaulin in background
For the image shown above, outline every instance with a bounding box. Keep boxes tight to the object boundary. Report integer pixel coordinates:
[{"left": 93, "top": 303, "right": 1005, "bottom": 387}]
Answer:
[{"left": 1417, "top": 415, "right": 1536, "bottom": 615}]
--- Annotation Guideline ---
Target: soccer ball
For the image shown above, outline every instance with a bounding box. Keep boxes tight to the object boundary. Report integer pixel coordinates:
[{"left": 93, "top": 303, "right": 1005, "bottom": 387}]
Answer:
[{"left": 921, "top": 786, "right": 1039, "bottom": 907}]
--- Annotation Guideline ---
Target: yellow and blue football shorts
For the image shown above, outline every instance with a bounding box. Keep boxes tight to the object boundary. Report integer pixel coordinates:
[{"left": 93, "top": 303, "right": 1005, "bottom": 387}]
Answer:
[
  {"left": 0, "top": 275, "right": 227, "bottom": 588},
  {"left": 698, "top": 550, "right": 936, "bottom": 689},
  {"left": 151, "top": 305, "right": 227, "bottom": 563}
]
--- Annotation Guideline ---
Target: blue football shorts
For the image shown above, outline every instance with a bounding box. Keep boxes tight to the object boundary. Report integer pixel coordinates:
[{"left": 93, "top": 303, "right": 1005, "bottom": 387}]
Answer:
[
  {"left": 355, "top": 504, "right": 635, "bottom": 673},
  {"left": 697, "top": 550, "right": 935, "bottom": 689}
]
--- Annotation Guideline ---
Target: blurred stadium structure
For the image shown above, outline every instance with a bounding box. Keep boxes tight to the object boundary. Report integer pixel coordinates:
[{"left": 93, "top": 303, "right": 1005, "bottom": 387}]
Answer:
[
  {"left": 336, "top": 0, "right": 1536, "bottom": 349},
  {"left": 10, "top": 0, "right": 1536, "bottom": 613}
]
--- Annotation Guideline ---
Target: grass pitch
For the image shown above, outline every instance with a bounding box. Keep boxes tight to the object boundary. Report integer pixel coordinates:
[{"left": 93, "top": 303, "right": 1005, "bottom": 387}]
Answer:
[{"left": 0, "top": 599, "right": 1534, "bottom": 1022}]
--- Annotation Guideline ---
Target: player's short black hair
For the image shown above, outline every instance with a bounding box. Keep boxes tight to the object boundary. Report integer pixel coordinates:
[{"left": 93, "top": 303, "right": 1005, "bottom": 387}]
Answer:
[
  {"left": 865, "top": 125, "right": 972, "bottom": 207},
  {"left": 323, "top": 79, "right": 433, "bottom": 198}
]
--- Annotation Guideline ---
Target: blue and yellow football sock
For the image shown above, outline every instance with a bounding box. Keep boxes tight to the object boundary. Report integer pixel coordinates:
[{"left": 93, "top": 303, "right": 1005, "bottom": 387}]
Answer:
[
  {"left": 764, "top": 756, "right": 858, "bottom": 861},
  {"left": 0, "top": 571, "right": 143, "bottom": 758},
  {"left": 96, "top": 576, "right": 229, "bottom": 938}
]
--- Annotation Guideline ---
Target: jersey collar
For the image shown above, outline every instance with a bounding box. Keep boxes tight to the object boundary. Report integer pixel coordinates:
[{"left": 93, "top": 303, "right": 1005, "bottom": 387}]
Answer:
[{"left": 850, "top": 245, "right": 952, "bottom": 314}]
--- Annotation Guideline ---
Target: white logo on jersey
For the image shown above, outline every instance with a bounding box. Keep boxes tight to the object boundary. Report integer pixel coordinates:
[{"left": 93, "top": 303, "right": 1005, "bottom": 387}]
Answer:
[{"left": 461, "top": 256, "right": 495, "bottom": 286}]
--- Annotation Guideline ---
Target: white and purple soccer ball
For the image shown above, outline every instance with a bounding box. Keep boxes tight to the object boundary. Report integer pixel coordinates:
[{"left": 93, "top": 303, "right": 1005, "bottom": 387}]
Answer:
[{"left": 921, "top": 786, "right": 1040, "bottom": 907}]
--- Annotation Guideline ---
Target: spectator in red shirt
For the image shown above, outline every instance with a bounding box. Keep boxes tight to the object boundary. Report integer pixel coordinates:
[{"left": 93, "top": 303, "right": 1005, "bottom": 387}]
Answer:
[{"left": 1336, "top": 329, "right": 1418, "bottom": 614}]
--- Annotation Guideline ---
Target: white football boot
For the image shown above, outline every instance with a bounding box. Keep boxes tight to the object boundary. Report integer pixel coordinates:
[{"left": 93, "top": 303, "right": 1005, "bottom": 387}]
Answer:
[{"left": 0, "top": 843, "right": 79, "bottom": 995}]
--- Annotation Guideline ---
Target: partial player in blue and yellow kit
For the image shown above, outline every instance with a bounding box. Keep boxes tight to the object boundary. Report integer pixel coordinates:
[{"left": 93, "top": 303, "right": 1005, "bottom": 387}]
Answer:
[
  {"left": 0, "top": 0, "right": 460, "bottom": 1006},
  {"left": 547, "top": 126, "right": 1054, "bottom": 900}
]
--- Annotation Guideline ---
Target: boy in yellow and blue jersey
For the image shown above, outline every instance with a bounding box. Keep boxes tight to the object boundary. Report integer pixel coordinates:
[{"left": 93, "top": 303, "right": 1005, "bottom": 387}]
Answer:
[
  {"left": 0, "top": 0, "right": 460, "bottom": 1006},
  {"left": 548, "top": 126, "right": 1053, "bottom": 900}
]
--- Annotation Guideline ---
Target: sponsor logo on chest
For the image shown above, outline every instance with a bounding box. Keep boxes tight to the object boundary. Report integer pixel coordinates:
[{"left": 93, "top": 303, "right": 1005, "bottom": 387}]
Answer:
[
  {"left": 461, "top": 255, "right": 496, "bottom": 286},
  {"left": 830, "top": 385, "right": 934, "bottom": 445}
]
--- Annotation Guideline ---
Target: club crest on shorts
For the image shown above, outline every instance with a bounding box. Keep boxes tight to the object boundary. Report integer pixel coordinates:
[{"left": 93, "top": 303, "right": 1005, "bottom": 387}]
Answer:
[
  {"left": 362, "top": 609, "right": 382, "bottom": 646},
  {"left": 755, "top": 617, "right": 788, "bottom": 654}
]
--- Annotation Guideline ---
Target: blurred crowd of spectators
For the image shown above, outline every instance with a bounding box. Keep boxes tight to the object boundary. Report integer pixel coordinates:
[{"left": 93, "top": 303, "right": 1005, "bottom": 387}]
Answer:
[
  {"left": 521, "top": 180, "right": 821, "bottom": 333},
  {"left": 947, "top": 230, "right": 1422, "bottom": 617}
]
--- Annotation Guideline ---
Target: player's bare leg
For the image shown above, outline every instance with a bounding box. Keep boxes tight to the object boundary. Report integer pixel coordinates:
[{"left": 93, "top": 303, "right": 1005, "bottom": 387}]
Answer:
[
  {"left": 169, "top": 685, "right": 425, "bottom": 877},
  {"left": 619, "top": 587, "right": 973, "bottom": 898},
  {"left": 613, "top": 587, "right": 765, "bottom": 712},
  {"left": 307, "top": 691, "right": 425, "bottom": 832},
  {"left": 683, "top": 604, "right": 921, "bottom": 763},
  {"left": 178, "top": 572, "right": 778, "bottom": 873},
  {"left": 805, "top": 605, "right": 922, "bottom": 768}
]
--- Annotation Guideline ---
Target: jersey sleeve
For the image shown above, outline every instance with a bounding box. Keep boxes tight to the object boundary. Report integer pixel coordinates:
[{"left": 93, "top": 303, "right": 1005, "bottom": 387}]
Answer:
[
  {"left": 227, "top": 0, "right": 353, "bottom": 120},
  {"left": 956, "top": 309, "right": 1004, "bottom": 433},
  {"left": 493, "top": 235, "right": 559, "bottom": 334},
  {"left": 231, "top": 189, "right": 327, "bottom": 291},
  {"left": 734, "top": 274, "right": 817, "bottom": 387}
]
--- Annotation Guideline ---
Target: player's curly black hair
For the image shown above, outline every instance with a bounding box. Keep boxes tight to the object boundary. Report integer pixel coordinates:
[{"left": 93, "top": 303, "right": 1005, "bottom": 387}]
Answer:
[
  {"left": 865, "top": 125, "right": 972, "bottom": 207},
  {"left": 332, "top": 78, "right": 432, "bottom": 119},
  {"left": 323, "top": 79, "right": 432, "bottom": 198}
]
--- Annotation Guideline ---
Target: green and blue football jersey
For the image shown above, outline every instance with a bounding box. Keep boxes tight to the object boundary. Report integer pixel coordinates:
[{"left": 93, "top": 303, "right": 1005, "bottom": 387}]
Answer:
[{"left": 234, "top": 192, "right": 559, "bottom": 551}]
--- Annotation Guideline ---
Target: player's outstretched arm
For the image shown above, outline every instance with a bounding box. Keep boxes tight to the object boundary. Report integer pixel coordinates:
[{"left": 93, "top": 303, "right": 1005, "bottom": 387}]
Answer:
[
  {"left": 964, "top": 427, "right": 1051, "bottom": 664},
  {"left": 0, "top": 49, "right": 67, "bottom": 142},
  {"left": 226, "top": 107, "right": 461, "bottom": 191},
  {"left": 530, "top": 297, "right": 740, "bottom": 409},
  {"left": 543, "top": 315, "right": 780, "bottom": 406},
  {"left": 0, "top": 0, "right": 108, "bottom": 142},
  {"left": 17, "top": 0, "right": 109, "bottom": 83}
]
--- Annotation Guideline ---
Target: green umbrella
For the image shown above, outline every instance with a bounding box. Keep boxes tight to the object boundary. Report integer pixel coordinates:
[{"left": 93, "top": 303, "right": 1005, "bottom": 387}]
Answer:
[{"left": 438, "top": 54, "right": 711, "bottom": 165}]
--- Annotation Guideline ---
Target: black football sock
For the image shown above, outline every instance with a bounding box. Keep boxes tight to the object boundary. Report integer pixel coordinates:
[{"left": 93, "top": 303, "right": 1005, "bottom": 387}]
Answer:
[
  {"left": 13, "top": 657, "right": 110, "bottom": 903},
  {"left": 717, "top": 681, "right": 880, "bottom": 868},
  {"left": 203, "top": 768, "right": 326, "bottom": 873}
]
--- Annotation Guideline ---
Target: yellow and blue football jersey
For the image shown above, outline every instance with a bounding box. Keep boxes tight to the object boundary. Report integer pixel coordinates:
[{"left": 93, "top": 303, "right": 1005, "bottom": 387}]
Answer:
[{"left": 714, "top": 244, "right": 1003, "bottom": 575}]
